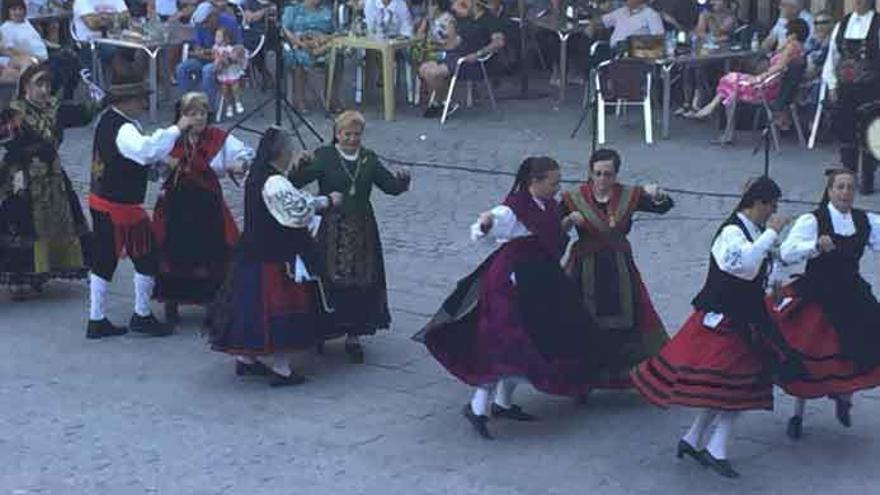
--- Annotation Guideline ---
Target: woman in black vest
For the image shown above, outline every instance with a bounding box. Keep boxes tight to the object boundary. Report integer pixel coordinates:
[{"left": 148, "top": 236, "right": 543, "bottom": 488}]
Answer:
[
  {"left": 822, "top": 0, "right": 880, "bottom": 193},
  {"left": 631, "top": 177, "right": 792, "bottom": 479},
  {"left": 772, "top": 169, "right": 880, "bottom": 439},
  {"left": 206, "top": 127, "right": 341, "bottom": 387}
]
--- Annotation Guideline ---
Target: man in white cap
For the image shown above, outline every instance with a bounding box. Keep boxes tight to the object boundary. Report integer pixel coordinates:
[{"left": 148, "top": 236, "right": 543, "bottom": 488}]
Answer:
[{"left": 763, "top": 0, "right": 814, "bottom": 52}]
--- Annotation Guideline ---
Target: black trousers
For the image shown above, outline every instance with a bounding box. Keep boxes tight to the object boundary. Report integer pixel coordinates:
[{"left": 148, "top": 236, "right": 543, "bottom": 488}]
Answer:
[
  {"left": 833, "top": 82, "right": 877, "bottom": 186},
  {"left": 89, "top": 209, "right": 158, "bottom": 281}
]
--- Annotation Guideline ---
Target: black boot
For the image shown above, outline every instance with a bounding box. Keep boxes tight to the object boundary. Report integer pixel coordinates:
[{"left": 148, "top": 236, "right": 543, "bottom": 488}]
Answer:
[
  {"left": 676, "top": 439, "right": 709, "bottom": 466},
  {"left": 165, "top": 302, "right": 180, "bottom": 327},
  {"left": 268, "top": 369, "right": 307, "bottom": 387},
  {"left": 786, "top": 416, "right": 803, "bottom": 440},
  {"left": 462, "top": 404, "right": 493, "bottom": 440},
  {"left": 344, "top": 341, "right": 365, "bottom": 364},
  {"left": 834, "top": 396, "right": 852, "bottom": 427},
  {"left": 86, "top": 318, "right": 128, "bottom": 339},
  {"left": 491, "top": 403, "right": 537, "bottom": 421},
  {"left": 701, "top": 450, "right": 740, "bottom": 478},
  {"left": 129, "top": 313, "right": 173, "bottom": 337}
]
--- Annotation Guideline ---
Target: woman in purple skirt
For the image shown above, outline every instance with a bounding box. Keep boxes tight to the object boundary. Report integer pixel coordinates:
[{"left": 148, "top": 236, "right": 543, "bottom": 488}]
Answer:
[{"left": 415, "top": 157, "right": 605, "bottom": 439}]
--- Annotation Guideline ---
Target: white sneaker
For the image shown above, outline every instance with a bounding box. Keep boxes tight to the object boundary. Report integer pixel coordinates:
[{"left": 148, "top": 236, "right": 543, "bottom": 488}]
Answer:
[
  {"left": 225, "top": 106, "right": 234, "bottom": 119},
  {"left": 235, "top": 102, "right": 244, "bottom": 114}
]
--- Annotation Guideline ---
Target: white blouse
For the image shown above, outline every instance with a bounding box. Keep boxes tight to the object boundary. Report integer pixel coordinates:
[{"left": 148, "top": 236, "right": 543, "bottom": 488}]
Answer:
[
  {"left": 780, "top": 203, "right": 880, "bottom": 265},
  {"left": 209, "top": 134, "right": 254, "bottom": 173},
  {"left": 710, "top": 213, "right": 778, "bottom": 282},
  {"left": 469, "top": 197, "right": 549, "bottom": 243}
]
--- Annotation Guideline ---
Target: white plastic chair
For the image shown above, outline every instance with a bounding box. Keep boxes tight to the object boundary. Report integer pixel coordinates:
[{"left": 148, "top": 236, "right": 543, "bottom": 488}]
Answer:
[{"left": 440, "top": 52, "right": 496, "bottom": 125}]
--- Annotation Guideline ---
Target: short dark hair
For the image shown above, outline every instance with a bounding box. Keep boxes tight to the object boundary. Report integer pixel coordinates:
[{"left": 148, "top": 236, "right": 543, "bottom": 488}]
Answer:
[
  {"left": 737, "top": 176, "right": 782, "bottom": 210},
  {"left": 589, "top": 148, "right": 621, "bottom": 173},
  {"left": 3, "top": 0, "right": 26, "bottom": 20},
  {"left": 786, "top": 18, "right": 809, "bottom": 43}
]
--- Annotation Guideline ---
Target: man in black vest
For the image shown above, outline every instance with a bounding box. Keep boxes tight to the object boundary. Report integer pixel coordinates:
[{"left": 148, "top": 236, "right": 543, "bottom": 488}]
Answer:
[
  {"left": 86, "top": 76, "right": 197, "bottom": 339},
  {"left": 822, "top": 0, "right": 880, "bottom": 194}
]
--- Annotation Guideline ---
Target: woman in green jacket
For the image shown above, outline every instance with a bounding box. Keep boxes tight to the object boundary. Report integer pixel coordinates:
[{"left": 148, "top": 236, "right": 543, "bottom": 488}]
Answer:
[{"left": 291, "top": 110, "right": 411, "bottom": 363}]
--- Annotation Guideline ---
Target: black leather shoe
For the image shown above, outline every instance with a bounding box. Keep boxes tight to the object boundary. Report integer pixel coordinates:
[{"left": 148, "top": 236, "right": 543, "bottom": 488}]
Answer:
[
  {"left": 269, "top": 370, "right": 307, "bottom": 387},
  {"left": 235, "top": 360, "right": 271, "bottom": 377},
  {"left": 129, "top": 313, "right": 173, "bottom": 337},
  {"left": 834, "top": 397, "right": 852, "bottom": 427},
  {"left": 787, "top": 416, "right": 803, "bottom": 440},
  {"left": 491, "top": 404, "right": 537, "bottom": 421},
  {"left": 676, "top": 440, "right": 709, "bottom": 466},
  {"left": 86, "top": 318, "right": 128, "bottom": 339},
  {"left": 462, "top": 404, "right": 493, "bottom": 440},
  {"left": 701, "top": 450, "right": 740, "bottom": 479},
  {"left": 345, "top": 342, "right": 365, "bottom": 364}
]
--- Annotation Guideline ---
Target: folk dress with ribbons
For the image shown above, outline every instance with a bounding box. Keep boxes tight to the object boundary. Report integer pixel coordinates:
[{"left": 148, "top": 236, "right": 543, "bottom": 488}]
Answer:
[
  {"left": 151, "top": 127, "right": 250, "bottom": 305},
  {"left": 416, "top": 191, "right": 607, "bottom": 396},
  {"left": 769, "top": 203, "right": 880, "bottom": 398},
  {"left": 562, "top": 182, "right": 672, "bottom": 388},
  {"left": 632, "top": 213, "right": 779, "bottom": 411}
]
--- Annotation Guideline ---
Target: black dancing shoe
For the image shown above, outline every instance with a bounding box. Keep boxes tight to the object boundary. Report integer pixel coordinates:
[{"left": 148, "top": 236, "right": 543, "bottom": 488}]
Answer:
[
  {"left": 787, "top": 416, "right": 803, "bottom": 440},
  {"left": 834, "top": 397, "right": 852, "bottom": 428},
  {"left": 235, "top": 360, "right": 271, "bottom": 377},
  {"left": 462, "top": 404, "right": 493, "bottom": 440},
  {"left": 129, "top": 313, "right": 173, "bottom": 337},
  {"left": 701, "top": 450, "right": 740, "bottom": 479},
  {"left": 676, "top": 440, "right": 709, "bottom": 466},
  {"left": 491, "top": 404, "right": 537, "bottom": 422},
  {"left": 86, "top": 318, "right": 128, "bottom": 339},
  {"left": 345, "top": 342, "right": 365, "bottom": 364},
  {"left": 269, "top": 369, "right": 307, "bottom": 387}
]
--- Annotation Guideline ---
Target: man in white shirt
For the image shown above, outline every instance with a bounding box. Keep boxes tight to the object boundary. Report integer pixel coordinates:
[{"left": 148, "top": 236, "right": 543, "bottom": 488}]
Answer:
[
  {"left": 85, "top": 76, "right": 196, "bottom": 339},
  {"left": 821, "top": 0, "right": 880, "bottom": 194},
  {"left": 73, "top": 0, "right": 134, "bottom": 82},
  {"left": 762, "top": 0, "right": 814, "bottom": 52},
  {"left": 364, "top": 0, "right": 414, "bottom": 38},
  {"left": 590, "top": 0, "right": 665, "bottom": 47}
]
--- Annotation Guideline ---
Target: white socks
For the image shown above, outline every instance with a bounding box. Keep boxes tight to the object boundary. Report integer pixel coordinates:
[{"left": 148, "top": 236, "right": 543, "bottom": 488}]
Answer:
[
  {"left": 89, "top": 273, "right": 109, "bottom": 321},
  {"left": 470, "top": 386, "right": 492, "bottom": 416},
  {"left": 257, "top": 353, "right": 292, "bottom": 377},
  {"left": 706, "top": 411, "right": 740, "bottom": 460},
  {"left": 493, "top": 378, "right": 518, "bottom": 409},
  {"left": 682, "top": 409, "right": 718, "bottom": 449},
  {"left": 133, "top": 273, "right": 155, "bottom": 317},
  {"left": 236, "top": 355, "right": 256, "bottom": 365},
  {"left": 793, "top": 398, "right": 806, "bottom": 418}
]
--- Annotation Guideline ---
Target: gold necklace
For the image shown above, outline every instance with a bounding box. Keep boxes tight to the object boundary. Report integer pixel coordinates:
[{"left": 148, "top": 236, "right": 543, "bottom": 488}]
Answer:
[{"left": 338, "top": 148, "right": 362, "bottom": 196}]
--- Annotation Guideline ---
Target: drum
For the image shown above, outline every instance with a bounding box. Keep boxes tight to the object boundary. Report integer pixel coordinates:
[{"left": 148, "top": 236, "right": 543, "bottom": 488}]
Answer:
[{"left": 859, "top": 101, "right": 880, "bottom": 161}]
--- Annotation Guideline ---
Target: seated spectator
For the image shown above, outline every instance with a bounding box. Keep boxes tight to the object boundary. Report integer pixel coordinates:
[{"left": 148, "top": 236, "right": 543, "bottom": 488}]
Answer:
[
  {"left": 418, "top": 0, "right": 504, "bottom": 118},
  {"left": 73, "top": 0, "right": 133, "bottom": 82},
  {"left": 690, "top": 18, "right": 808, "bottom": 144},
  {"left": 652, "top": 0, "right": 698, "bottom": 32},
  {"left": 282, "top": 0, "right": 339, "bottom": 113},
  {"left": 2, "top": 0, "right": 81, "bottom": 98},
  {"left": 176, "top": 2, "right": 243, "bottom": 109},
  {"left": 676, "top": 0, "right": 737, "bottom": 115},
  {"left": 695, "top": 0, "right": 736, "bottom": 42},
  {"left": 241, "top": 0, "right": 274, "bottom": 86},
  {"left": 804, "top": 10, "right": 832, "bottom": 81},
  {"left": 148, "top": 0, "right": 186, "bottom": 84},
  {"left": 762, "top": 0, "right": 813, "bottom": 52},
  {"left": 589, "top": 0, "right": 665, "bottom": 48},
  {"left": 364, "top": 0, "right": 414, "bottom": 37},
  {"left": 412, "top": 0, "right": 453, "bottom": 68}
]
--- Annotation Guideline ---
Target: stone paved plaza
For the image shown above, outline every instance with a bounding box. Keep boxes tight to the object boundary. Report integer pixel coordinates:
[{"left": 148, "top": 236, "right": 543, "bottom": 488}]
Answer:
[{"left": 3, "top": 84, "right": 880, "bottom": 494}]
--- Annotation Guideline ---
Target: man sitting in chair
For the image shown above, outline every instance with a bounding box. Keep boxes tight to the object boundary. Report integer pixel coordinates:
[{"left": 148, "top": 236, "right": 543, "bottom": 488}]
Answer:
[
  {"left": 418, "top": 0, "right": 504, "bottom": 118},
  {"left": 587, "top": 0, "right": 665, "bottom": 49}
]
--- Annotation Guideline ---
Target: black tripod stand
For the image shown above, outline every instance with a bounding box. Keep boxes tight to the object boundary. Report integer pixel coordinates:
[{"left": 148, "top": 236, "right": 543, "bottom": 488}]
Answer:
[
  {"left": 229, "top": 0, "right": 324, "bottom": 147},
  {"left": 753, "top": 116, "right": 773, "bottom": 177}
]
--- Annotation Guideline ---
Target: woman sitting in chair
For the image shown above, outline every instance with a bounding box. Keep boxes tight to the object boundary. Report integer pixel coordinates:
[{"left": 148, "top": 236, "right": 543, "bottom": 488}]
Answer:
[
  {"left": 690, "top": 17, "right": 807, "bottom": 144},
  {"left": 282, "top": 0, "right": 340, "bottom": 113}
]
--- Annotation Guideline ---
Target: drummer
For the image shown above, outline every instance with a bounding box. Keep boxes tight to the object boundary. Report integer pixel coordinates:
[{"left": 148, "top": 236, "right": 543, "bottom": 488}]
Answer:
[{"left": 821, "top": 0, "right": 880, "bottom": 194}]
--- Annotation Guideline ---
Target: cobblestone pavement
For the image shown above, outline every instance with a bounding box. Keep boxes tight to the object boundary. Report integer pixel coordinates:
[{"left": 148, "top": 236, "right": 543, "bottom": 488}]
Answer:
[{"left": 3, "top": 82, "right": 880, "bottom": 494}]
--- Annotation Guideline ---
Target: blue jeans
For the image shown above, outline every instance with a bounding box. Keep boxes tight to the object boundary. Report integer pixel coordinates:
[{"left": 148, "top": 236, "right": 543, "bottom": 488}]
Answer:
[{"left": 175, "top": 58, "right": 217, "bottom": 108}]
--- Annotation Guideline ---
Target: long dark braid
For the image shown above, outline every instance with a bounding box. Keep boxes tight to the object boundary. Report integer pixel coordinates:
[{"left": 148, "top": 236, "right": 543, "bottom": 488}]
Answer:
[{"left": 509, "top": 156, "right": 560, "bottom": 195}]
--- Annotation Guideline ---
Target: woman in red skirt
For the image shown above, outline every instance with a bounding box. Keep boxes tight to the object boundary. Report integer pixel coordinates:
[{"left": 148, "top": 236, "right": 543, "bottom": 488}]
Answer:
[
  {"left": 631, "top": 176, "right": 798, "bottom": 478},
  {"left": 206, "top": 127, "right": 341, "bottom": 386},
  {"left": 772, "top": 169, "right": 880, "bottom": 439},
  {"left": 416, "top": 157, "right": 606, "bottom": 440}
]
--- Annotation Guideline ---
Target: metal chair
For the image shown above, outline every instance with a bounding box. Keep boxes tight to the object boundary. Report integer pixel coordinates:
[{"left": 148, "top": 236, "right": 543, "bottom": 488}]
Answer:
[
  {"left": 808, "top": 78, "right": 827, "bottom": 149},
  {"left": 440, "top": 53, "right": 496, "bottom": 125},
  {"left": 752, "top": 62, "right": 807, "bottom": 151},
  {"left": 594, "top": 58, "right": 654, "bottom": 144}
]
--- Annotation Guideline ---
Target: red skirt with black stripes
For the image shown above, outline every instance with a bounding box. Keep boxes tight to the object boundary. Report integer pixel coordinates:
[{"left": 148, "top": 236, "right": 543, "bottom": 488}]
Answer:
[
  {"left": 631, "top": 310, "right": 774, "bottom": 411},
  {"left": 767, "top": 294, "right": 880, "bottom": 398}
]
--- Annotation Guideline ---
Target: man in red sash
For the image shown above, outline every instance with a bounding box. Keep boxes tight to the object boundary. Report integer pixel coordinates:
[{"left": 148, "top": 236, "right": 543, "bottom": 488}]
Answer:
[
  {"left": 562, "top": 148, "right": 673, "bottom": 390},
  {"left": 86, "top": 76, "right": 196, "bottom": 339}
]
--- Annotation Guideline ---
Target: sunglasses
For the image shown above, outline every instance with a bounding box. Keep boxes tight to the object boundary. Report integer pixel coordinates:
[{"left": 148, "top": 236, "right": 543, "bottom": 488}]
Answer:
[{"left": 815, "top": 18, "right": 833, "bottom": 24}]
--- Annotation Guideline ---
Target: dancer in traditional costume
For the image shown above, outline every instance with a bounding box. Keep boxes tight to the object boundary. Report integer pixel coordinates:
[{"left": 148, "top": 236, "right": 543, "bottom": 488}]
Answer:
[
  {"left": 86, "top": 75, "right": 197, "bottom": 339},
  {"left": 290, "top": 110, "right": 410, "bottom": 363},
  {"left": 562, "top": 148, "right": 672, "bottom": 391},
  {"left": 206, "top": 127, "right": 341, "bottom": 386},
  {"left": 770, "top": 169, "right": 880, "bottom": 439},
  {"left": 416, "top": 157, "right": 605, "bottom": 440},
  {"left": 151, "top": 92, "right": 253, "bottom": 327},
  {"left": 821, "top": 0, "right": 880, "bottom": 194},
  {"left": 0, "top": 63, "right": 94, "bottom": 300},
  {"left": 631, "top": 176, "right": 800, "bottom": 478}
]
